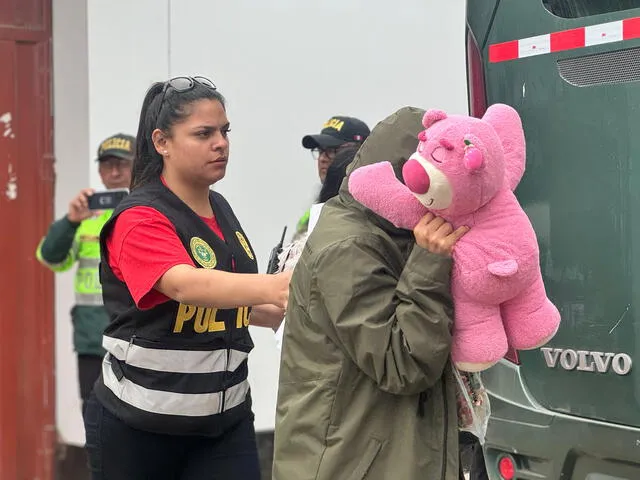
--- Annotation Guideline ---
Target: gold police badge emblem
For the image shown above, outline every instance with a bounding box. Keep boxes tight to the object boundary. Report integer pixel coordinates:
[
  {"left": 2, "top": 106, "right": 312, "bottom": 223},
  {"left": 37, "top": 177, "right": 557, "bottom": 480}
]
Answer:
[
  {"left": 190, "top": 237, "right": 217, "bottom": 269},
  {"left": 235, "top": 232, "right": 254, "bottom": 260}
]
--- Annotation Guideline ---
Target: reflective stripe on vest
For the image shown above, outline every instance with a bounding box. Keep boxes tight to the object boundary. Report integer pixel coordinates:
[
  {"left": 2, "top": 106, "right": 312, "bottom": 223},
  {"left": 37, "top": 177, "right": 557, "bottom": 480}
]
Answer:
[
  {"left": 78, "top": 257, "right": 100, "bottom": 269},
  {"left": 75, "top": 292, "right": 103, "bottom": 306},
  {"left": 35, "top": 238, "right": 78, "bottom": 273},
  {"left": 102, "top": 356, "right": 249, "bottom": 416},
  {"left": 103, "top": 335, "right": 248, "bottom": 374}
]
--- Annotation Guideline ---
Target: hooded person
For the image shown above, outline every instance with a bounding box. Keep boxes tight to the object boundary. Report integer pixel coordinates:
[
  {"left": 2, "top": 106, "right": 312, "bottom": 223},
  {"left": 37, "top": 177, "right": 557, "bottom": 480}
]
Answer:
[{"left": 273, "top": 107, "right": 466, "bottom": 480}]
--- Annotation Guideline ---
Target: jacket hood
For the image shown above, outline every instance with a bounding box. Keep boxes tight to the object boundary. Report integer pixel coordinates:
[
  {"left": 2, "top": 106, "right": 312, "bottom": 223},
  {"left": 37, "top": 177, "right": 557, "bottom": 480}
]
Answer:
[{"left": 338, "top": 106, "right": 425, "bottom": 226}]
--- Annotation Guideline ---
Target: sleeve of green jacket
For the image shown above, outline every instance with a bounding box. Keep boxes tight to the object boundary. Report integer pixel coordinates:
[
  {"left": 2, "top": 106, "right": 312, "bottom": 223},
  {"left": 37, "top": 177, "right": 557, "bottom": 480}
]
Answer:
[
  {"left": 311, "top": 234, "right": 454, "bottom": 395},
  {"left": 36, "top": 215, "right": 79, "bottom": 272}
]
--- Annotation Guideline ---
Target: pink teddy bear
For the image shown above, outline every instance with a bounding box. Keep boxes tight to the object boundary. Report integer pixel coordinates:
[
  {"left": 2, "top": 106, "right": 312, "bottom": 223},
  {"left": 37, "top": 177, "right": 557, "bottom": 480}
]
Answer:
[{"left": 348, "top": 104, "right": 560, "bottom": 372}]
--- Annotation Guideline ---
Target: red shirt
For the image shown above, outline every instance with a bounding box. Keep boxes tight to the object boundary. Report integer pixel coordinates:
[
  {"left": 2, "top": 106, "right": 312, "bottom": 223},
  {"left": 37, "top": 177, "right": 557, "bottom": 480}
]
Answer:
[{"left": 106, "top": 205, "right": 225, "bottom": 311}]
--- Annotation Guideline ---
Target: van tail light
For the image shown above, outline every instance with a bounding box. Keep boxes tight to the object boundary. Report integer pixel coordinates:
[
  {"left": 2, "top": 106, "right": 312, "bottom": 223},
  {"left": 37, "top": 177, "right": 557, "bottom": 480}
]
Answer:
[
  {"left": 498, "top": 455, "right": 516, "bottom": 480},
  {"left": 505, "top": 346, "right": 520, "bottom": 365},
  {"left": 466, "top": 27, "right": 488, "bottom": 118}
]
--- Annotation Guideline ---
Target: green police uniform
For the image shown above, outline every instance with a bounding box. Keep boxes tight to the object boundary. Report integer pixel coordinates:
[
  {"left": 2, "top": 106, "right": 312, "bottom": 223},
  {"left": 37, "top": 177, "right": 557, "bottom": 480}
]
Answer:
[
  {"left": 36, "top": 211, "right": 112, "bottom": 356},
  {"left": 292, "top": 208, "right": 311, "bottom": 242}
]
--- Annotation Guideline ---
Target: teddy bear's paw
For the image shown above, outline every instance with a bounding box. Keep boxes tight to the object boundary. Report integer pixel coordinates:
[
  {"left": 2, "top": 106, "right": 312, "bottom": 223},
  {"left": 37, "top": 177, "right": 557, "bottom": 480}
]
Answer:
[
  {"left": 517, "top": 333, "right": 557, "bottom": 351},
  {"left": 513, "top": 323, "right": 560, "bottom": 351},
  {"left": 504, "top": 299, "right": 561, "bottom": 350},
  {"left": 454, "top": 360, "right": 498, "bottom": 373},
  {"left": 451, "top": 334, "right": 508, "bottom": 373}
]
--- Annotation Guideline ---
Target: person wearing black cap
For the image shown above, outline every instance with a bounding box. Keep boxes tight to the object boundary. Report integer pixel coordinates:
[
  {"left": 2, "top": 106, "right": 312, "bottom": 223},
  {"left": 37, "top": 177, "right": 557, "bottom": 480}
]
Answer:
[
  {"left": 294, "top": 115, "right": 370, "bottom": 239},
  {"left": 35, "top": 133, "right": 135, "bottom": 415}
]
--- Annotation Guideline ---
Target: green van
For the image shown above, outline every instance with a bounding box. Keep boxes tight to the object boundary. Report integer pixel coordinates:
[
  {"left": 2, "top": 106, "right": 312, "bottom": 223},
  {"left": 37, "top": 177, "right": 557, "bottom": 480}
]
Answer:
[{"left": 466, "top": 1, "right": 640, "bottom": 478}]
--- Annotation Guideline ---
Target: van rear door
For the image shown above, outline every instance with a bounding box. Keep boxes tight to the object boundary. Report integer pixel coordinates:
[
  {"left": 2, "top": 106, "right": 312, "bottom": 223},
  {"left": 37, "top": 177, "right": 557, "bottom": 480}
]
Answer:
[{"left": 467, "top": 0, "right": 640, "bottom": 427}]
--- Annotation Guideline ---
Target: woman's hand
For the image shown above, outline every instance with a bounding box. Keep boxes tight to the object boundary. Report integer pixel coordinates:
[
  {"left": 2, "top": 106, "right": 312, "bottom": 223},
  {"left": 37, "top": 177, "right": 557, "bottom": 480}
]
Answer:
[
  {"left": 413, "top": 213, "right": 469, "bottom": 257},
  {"left": 270, "top": 270, "right": 292, "bottom": 311}
]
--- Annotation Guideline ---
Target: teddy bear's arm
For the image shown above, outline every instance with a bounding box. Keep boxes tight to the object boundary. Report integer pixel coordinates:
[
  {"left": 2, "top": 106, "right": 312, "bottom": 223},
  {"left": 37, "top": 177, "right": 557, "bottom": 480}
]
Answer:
[{"left": 348, "top": 161, "right": 426, "bottom": 230}]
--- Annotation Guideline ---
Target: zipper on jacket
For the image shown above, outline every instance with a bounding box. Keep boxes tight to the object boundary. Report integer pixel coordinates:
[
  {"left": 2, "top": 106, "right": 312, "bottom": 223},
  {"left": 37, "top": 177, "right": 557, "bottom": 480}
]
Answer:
[
  {"left": 218, "top": 329, "right": 230, "bottom": 415},
  {"left": 221, "top": 315, "right": 231, "bottom": 415},
  {"left": 220, "top": 347, "right": 229, "bottom": 414},
  {"left": 128, "top": 334, "right": 136, "bottom": 355}
]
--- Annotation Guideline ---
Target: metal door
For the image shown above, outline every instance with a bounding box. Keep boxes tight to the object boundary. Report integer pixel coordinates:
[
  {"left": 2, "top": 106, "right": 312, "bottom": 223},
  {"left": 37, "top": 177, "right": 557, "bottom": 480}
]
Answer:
[{"left": 0, "top": 0, "right": 54, "bottom": 478}]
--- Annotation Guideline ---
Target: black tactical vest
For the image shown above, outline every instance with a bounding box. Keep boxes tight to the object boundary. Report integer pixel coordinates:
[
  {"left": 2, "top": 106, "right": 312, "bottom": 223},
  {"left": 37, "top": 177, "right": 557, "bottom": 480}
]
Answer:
[{"left": 95, "top": 179, "right": 258, "bottom": 436}]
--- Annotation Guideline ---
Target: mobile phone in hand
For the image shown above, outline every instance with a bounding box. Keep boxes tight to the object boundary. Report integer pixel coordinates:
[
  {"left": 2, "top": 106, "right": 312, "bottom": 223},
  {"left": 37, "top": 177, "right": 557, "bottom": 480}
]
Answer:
[{"left": 87, "top": 188, "right": 129, "bottom": 210}]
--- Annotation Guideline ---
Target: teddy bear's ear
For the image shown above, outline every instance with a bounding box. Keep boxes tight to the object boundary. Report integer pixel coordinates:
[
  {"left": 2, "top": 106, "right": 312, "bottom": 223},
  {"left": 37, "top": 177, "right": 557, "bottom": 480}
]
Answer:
[
  {"left": 482, "top": 104, "right": 526, "bottom": 190},
  {"left": 422, "top": 109, "right": 447, "bottom": 129}
]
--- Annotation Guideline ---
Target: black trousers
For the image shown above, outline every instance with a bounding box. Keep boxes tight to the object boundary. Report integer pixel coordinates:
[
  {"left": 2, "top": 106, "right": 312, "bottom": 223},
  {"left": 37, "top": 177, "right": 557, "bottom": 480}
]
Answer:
[
  {"left": 460, "top": 431, "right": 489, "bottom": 480},
  {"left": 83, "top": 392, "right": 261, "bottom": 480},
  {"left": 78, "top": 354, "right": 103, "bottom": 416}
]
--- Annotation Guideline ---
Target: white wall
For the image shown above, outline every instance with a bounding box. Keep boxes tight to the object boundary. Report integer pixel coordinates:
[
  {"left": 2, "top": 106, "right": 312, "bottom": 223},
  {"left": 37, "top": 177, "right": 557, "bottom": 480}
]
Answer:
[
  {"left": 52, "top": 0, "right": 90, "bottom": 446},
  {"left": 53, "top": 0, "right": 467, "bottom": 445},
  {"left": 87, "top": 0, "right": 170, "bottom": 189}
]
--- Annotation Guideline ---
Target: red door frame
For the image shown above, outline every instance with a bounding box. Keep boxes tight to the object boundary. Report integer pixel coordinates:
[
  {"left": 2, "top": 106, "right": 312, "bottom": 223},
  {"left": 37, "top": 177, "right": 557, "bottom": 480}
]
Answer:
[{"left": 0, "top": 1, "right": 55, "bottom": 479}]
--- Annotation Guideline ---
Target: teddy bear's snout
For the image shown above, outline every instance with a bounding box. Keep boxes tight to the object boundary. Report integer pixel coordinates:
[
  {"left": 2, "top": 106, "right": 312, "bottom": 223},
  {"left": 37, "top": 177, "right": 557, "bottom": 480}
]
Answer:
[{"left": 402, "top": 158, "right": 430, "bottom": 195}]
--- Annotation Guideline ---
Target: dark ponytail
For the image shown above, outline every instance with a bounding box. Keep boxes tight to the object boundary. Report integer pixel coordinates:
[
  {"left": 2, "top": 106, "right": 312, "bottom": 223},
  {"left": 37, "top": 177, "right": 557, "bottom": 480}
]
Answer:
[
  {"left": 131, "top": 82, "right": 165, "bottom": 189},
  {"left": 130, "top": 78, "right": 226, "bottom": 190}
]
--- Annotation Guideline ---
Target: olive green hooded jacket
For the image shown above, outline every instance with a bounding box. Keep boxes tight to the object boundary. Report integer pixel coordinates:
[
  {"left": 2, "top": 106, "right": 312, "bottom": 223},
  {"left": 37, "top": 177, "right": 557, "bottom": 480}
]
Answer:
[{"left": 273, "top": 107, "right": 460, "bottom": 480}]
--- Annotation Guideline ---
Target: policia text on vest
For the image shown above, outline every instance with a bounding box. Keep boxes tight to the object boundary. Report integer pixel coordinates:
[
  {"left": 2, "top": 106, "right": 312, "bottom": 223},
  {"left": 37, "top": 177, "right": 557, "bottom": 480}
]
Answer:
[{"left": 173, "top": 304, "right": 250, "bottom": 333}]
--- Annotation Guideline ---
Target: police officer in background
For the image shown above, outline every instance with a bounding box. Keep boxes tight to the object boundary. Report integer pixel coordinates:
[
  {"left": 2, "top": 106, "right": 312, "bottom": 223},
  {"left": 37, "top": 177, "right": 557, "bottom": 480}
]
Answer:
[
  {"left": 292, "top": 115, "right": 370, "bottom": 241},
  {"left": 36, "top": 133, "right": 135, "bottom": 414}
]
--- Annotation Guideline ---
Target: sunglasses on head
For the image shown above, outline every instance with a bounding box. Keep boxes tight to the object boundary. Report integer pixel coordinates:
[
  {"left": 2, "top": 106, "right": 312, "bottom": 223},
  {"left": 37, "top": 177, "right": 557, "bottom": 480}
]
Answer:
[{"left": 158, "top": 76, "right": 217, "bottom": 109}]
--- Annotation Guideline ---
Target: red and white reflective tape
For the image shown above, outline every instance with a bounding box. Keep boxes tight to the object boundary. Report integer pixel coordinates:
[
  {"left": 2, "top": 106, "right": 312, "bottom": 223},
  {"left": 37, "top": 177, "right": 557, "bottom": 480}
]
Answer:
[{"left": 489, "top": 17, "right": 640, "bottom": 63}]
